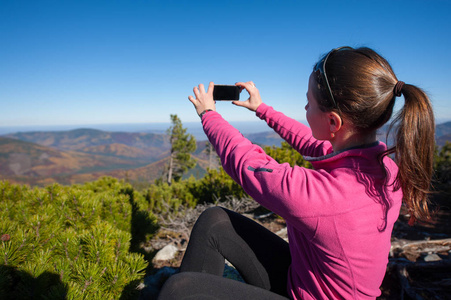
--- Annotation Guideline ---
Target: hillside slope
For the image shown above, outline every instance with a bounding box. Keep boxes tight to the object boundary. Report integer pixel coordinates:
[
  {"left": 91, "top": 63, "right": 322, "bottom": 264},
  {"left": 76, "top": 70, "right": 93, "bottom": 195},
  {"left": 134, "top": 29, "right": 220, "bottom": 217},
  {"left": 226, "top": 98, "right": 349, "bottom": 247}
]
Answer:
[{"left": 0, "top": 137, "right": 153, "bottom": 185}]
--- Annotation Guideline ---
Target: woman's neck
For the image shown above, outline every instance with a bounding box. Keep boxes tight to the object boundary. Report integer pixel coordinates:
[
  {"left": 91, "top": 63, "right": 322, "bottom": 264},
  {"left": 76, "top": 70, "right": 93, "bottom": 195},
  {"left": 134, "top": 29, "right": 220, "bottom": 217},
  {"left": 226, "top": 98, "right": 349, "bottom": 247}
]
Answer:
[{"left": 331, "top": 129, "right": 377, "bottom": 152}]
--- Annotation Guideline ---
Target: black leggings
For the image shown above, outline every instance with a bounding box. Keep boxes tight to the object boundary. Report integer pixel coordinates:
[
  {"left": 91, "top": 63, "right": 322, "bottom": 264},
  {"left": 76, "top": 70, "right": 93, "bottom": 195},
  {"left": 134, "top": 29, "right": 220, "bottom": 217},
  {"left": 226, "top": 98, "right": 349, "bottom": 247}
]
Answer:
[{"left": 157, "top": 207, "right": 291, "bottom": 299}]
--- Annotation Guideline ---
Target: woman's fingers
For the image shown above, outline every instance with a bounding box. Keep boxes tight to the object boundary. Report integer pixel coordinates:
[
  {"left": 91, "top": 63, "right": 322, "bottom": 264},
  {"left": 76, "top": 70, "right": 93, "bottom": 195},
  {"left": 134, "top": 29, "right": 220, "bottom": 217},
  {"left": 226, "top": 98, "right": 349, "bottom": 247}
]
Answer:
[
  {"left": 193, "top": 86, "right": 199, "bottom": 98},
  {"left": 236, "top": 81, "right": 256, "bottom": 92},
  {"left": 198, "top": 83, "right": 205, "bottom": 93},
  {"left": 189, "top": 82, "right": 216, "bottom": 116},
  {"left": 193, "top": 82, "right": 214, "bottom": 98},
  {"left": 233, "top": 81, "right": 262, "bottom": 112},
  {"left": 207, "top": 82, "right": 214, "bottom": 95},
  {"left": 231, "top": 100, "right": 247, "bottom": 107}
]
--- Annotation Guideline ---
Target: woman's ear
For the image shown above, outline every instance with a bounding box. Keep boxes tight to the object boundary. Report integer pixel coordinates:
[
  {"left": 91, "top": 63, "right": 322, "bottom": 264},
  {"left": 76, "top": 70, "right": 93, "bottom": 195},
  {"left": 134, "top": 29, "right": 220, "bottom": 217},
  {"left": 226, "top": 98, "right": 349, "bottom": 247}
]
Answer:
[{"left": 329, "top": 112, "right": 342, "bottom": 134}]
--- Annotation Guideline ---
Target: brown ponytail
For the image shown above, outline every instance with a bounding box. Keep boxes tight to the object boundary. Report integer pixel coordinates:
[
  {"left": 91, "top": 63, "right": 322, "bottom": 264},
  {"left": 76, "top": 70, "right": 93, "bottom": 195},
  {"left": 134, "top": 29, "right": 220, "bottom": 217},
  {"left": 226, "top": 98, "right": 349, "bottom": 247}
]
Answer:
[
  {"left": 313, "top": 47, "right": 435, "bottom": 224},
  {"left": 386, "top": 84, "right": 435, "bottom": 224}
]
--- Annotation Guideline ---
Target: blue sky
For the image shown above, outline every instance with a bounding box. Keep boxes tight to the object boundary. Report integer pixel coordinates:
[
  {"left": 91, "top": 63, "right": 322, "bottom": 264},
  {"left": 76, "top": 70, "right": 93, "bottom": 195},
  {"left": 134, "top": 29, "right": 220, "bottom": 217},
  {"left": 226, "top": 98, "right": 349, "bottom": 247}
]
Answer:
[{"left": 1, "top": 0, "right": 450, "bottom": 130}]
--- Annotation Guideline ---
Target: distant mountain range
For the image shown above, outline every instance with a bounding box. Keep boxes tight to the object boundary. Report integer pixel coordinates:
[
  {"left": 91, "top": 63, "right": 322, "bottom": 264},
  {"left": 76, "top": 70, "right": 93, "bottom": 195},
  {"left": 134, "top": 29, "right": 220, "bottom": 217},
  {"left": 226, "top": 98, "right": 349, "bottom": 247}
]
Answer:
[
  {"left": 435, "top": 121, "right": 451, "bottom": 147},
  {"left": 1, "top": 121, "right": 450, "bottom": 186}
]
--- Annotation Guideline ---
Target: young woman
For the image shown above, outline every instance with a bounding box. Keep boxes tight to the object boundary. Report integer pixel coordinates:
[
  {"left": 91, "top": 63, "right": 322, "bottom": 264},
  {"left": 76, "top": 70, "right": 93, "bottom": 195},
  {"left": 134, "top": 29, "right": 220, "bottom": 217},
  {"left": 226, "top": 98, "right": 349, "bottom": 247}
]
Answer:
[{"left": 157, "top": 47, "right": 435, "bottom": 299}]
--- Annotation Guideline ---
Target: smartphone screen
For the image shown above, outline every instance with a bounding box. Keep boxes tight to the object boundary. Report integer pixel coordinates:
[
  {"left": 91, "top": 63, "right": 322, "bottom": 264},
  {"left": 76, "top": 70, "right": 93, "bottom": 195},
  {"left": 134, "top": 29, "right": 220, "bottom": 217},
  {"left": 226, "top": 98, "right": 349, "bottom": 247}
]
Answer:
[{"left": 213, "top": 85, "right": 240, "bottom": 101}]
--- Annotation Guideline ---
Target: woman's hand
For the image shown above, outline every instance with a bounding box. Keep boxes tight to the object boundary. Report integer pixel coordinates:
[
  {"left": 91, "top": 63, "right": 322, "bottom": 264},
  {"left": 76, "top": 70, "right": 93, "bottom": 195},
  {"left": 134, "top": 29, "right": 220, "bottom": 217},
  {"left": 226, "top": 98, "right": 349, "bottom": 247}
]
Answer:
[
  {"left": 188, "top": 82, "right": 216, "bottom": 116},
  {"left": 233, "top": 81, "right": 263, "bottom": 112}
]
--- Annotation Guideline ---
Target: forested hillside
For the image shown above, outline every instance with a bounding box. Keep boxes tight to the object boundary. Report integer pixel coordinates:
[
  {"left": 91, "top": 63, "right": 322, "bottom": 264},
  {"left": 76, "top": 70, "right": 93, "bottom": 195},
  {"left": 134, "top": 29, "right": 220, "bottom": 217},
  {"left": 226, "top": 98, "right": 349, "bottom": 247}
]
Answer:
[
  {"left": 1, "top": 129, "right": 170, "bottom": 185},
  {"left": 0, "top": 137, "right": 150, "bottom": 185}
]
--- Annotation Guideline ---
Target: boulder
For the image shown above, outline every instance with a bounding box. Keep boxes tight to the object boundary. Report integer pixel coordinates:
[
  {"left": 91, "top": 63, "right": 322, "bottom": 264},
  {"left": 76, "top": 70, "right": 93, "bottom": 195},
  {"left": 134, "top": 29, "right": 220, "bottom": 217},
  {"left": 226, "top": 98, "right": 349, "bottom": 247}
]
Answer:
[{"left": 153, "top": 244, "right": 179, "bottom": 262}]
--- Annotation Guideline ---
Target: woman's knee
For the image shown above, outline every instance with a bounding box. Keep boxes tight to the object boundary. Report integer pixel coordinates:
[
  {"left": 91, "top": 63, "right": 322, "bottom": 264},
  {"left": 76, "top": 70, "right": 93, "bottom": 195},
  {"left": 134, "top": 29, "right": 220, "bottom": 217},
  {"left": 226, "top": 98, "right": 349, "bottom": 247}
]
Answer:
[
  {"left": 200, "top": 206, "right": 228, "bottom": 219},
  {"left": 195, "top": 206, "right": 230, "bottom": 228}
]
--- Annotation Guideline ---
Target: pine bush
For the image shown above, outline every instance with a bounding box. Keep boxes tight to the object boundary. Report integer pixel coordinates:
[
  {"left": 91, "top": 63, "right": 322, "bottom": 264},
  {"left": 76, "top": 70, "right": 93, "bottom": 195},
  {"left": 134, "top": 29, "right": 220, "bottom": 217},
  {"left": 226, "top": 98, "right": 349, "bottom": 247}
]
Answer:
[
  {"left": 0, "top": 177, "right": 158, "bottom": 299},
  {"left": 264, "top": 141, "right": 312, "bottom": 168}
]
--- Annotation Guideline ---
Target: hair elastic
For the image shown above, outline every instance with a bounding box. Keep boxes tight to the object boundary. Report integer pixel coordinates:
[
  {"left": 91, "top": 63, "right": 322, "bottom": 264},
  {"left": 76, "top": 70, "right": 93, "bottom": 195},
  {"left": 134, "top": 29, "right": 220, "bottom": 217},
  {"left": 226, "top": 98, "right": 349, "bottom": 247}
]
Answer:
[{"left": 394, "top": 81, "right": 405, "bottom": 97}]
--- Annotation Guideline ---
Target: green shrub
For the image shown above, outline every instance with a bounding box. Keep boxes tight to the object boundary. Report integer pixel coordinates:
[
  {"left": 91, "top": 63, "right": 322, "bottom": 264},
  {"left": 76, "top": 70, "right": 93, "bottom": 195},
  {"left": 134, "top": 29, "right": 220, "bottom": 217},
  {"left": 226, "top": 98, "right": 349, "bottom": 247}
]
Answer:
[
  {"left": 434, "top": 141, "right": 451, "bottom": 185},
  {"left": 264, "top": 141, "right": 312, "bottom": 168},
  {"left": 0, "top": 177, "right": 158, "bottom": 299},
  {"left": 188, "top": 168, "right": 246, "bottom": 204}
]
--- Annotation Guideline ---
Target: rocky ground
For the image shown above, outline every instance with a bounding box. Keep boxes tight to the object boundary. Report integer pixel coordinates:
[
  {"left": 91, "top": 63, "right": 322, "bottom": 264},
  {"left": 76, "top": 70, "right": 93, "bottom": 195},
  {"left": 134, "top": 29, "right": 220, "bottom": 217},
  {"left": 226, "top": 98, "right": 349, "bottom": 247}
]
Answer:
[
  {"left": 142, "top": 190, "right": 451, "bottom": 300},
  {"left": 379, "top": 189, "right": 451, "bottom": 300}
]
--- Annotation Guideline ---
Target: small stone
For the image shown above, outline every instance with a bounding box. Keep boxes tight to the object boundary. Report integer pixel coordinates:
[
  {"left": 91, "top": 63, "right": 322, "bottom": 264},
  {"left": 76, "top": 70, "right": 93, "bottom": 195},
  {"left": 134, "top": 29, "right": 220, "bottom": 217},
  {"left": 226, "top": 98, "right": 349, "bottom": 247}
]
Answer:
[
  {"left": 153, "top": 244, "right": 178, "bottom": 262},
  {"left": 424, "top": 253, "right": 442, "bottom": 262},
  {"left": 1, "top": 234, "right": 10, "bottom": 242}
]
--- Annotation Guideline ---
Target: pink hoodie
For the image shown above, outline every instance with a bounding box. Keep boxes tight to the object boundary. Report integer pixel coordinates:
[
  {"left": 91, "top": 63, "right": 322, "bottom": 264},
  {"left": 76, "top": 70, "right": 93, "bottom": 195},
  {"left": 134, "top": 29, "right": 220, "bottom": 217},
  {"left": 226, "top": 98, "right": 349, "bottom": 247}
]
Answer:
[{"left": 201, "top": 103, "right": 402, "bottom": 300}]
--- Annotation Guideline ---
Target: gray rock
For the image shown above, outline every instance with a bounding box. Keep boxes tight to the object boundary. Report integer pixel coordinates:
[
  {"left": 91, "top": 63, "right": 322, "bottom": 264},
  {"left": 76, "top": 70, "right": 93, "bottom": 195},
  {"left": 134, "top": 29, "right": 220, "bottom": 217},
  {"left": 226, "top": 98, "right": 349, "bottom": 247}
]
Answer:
[
  {"left": 424, "top": 253, "right": 442, "bottom": 262},
  {"left": 153, "top": 244, "right": 178, "bottom": 262}
]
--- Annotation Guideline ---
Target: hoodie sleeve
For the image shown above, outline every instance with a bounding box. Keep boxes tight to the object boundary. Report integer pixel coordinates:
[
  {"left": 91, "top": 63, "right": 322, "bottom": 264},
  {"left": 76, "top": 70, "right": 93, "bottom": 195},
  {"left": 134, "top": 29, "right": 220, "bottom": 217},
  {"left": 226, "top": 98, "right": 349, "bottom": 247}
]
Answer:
[{"left": 256, "top": 103, "right": 332, "bottom": 158}]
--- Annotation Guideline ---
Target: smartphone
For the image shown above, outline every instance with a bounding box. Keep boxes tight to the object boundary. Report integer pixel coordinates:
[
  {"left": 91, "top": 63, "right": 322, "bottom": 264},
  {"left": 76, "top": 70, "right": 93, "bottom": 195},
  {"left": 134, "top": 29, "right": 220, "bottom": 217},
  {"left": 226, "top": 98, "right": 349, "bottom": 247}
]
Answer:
[{"left": 213, "top": 85, "right": 240, "bottom": 101}]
